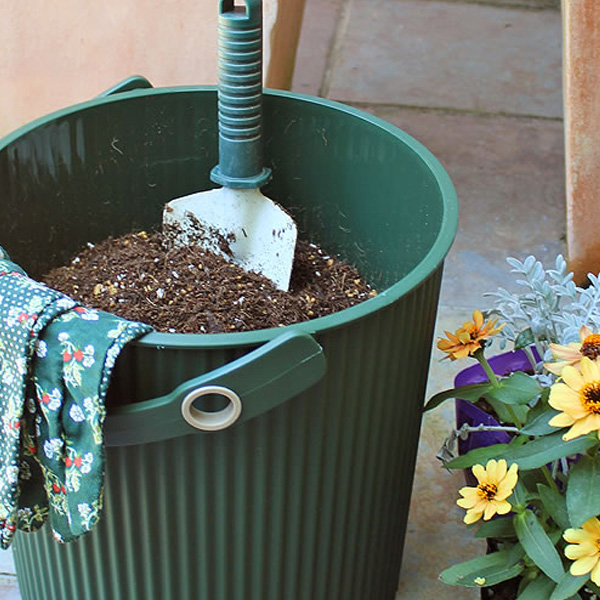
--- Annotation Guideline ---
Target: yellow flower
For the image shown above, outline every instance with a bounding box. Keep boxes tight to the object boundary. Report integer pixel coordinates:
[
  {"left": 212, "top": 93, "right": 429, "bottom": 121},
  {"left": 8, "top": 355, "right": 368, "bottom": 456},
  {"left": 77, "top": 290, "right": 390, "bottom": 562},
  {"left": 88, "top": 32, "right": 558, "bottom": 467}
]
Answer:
[
  {"left": 437, "top": 310, "right": 504, "bottom": 361},
  {"left": 457, "top": 459, "right": 519, "bottom": 524},
  {"left": 564, "top": 517, "right": 600, "bottom": 585},
  {"left": 548, "top": 357, "right": 600, "bottom": 441},
  {"left": 546, "top": 325, "right": 600, "bottom": 376}
]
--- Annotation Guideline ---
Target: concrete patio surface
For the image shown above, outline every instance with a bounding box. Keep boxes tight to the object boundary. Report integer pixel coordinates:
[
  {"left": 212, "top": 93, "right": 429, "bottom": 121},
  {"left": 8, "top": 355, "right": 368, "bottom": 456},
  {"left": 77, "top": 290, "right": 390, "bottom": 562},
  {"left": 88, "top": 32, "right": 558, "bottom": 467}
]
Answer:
[
  {"left": 293, "top": 0, "right": 564, "bottom": 598},
  {"left": 0, "top": 0, "right": 564, "bottom": 598}
]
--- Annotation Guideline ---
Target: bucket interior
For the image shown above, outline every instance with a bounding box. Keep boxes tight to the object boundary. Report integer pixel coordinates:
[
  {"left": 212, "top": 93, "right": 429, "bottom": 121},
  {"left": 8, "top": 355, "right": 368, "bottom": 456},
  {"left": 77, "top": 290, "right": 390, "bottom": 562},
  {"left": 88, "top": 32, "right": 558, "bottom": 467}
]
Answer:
[{"left": 0, "top": 88, "right": 454, "bottom": 295}]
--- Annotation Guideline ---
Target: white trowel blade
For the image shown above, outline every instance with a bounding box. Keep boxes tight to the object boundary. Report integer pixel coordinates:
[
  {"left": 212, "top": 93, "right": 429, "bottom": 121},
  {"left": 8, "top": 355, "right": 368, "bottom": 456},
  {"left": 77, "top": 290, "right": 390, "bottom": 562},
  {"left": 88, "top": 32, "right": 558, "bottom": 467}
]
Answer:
[{"left": 163, "top": 187, "right": 297, "bottom": 291}]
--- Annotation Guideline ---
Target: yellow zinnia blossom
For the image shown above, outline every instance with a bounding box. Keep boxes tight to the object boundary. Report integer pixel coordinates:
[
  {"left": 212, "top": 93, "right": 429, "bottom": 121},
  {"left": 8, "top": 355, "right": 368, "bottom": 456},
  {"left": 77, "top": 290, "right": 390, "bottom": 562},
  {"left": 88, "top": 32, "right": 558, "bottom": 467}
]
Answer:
[
  {"left": 548, "top": 357, "right": 600, "bottom": 441},
  {"left": 437, "top": 310, "right": 504, "bottom": 361},
  {"left": 564, "top": 517, "right": 600, "bottom": 585},
  {"left": 546, "top": 325, "right": 600, "bottom": 376},
  {"left": 457, "top": 459, "right": 518, "bottom": 524}
]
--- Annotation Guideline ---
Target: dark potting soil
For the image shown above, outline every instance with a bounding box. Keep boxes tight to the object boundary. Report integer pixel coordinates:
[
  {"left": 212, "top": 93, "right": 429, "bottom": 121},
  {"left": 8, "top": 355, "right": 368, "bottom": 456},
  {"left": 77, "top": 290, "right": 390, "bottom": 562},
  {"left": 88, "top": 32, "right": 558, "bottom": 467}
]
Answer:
[
  {"left": 482, "top": 579, "right": 596, "bottom": 599},
  {"left": 42, "top": 231, "right": 377, "bottom": 334},
  {"left": 480, "top": 577, "right": 520, "bottom": 600}
]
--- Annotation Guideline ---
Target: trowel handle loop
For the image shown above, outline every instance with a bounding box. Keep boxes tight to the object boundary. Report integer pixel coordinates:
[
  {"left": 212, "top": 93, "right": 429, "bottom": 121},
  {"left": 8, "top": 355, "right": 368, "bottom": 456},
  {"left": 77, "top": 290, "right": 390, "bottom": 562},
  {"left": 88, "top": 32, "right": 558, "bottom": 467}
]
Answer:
[{"left": 210, "top": 0, "right": 272, "bottom": 189}]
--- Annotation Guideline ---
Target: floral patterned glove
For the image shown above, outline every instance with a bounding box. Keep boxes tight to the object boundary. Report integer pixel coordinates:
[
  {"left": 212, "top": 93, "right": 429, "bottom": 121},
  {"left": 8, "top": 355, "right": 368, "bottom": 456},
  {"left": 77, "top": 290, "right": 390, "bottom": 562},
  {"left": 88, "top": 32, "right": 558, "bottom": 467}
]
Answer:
[{"left": 0, "top": 255, "right": 152, "bottom": 547}]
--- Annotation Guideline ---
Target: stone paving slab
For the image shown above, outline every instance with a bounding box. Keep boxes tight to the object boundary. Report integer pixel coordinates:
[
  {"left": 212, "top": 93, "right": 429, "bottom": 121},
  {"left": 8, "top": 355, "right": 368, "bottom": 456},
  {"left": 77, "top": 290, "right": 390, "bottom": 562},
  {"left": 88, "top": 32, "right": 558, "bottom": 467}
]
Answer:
[
  {"left": 0, "top": 552, "right": 14, "bottom": 577},
  {"left": 0, "top": 549, "right": 18, "bottom": 599},
  {"left": 291, "top": 0, "right": 342, "bottom": 96},
  {"left": 360, "top": 105, "right": 566, "bottom": 308},
  {"left": 328, "top": 0, "right": 563, "bottom": 118},
  {"left": 397, "top": 306, "right": 483, "bottom": 599},
  {"left": 439, "top": 0, "right": 560, "bottom": 8},
  {"left": 0, "top": 579, "right": 19, "bottom": 600}
]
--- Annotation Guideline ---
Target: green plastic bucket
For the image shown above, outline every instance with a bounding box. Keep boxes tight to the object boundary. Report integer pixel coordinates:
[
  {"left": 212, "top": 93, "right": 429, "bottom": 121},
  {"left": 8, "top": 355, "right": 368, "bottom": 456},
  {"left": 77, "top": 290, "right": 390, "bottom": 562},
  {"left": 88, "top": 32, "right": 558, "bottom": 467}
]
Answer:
[{"left": 1, "top": 82, "right": 458, "bottom": 600}]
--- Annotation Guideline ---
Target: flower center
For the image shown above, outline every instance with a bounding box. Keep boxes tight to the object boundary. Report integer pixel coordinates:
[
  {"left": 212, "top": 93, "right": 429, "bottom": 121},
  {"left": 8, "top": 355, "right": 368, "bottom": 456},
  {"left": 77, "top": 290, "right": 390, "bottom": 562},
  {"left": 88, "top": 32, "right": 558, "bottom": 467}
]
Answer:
[
  {"left": 466, "top": 324, "right": 479, "bottom": 338},
  {"left": 477, "top": 483, "right": 497, "bottom": 501},
  {"left": 582, "top": 382, "right": 600, "bottom": 414},
  {"left": 581, "top": 335, "right": 600, "bottom": 360}
]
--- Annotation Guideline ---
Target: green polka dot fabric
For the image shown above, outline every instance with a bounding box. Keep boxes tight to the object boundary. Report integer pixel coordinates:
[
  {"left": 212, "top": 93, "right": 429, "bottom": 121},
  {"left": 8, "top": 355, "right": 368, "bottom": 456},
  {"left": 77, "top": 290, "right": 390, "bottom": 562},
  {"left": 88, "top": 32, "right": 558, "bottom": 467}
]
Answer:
[{"left": 0, "top": 252, "right": 152, "bottom": 548}]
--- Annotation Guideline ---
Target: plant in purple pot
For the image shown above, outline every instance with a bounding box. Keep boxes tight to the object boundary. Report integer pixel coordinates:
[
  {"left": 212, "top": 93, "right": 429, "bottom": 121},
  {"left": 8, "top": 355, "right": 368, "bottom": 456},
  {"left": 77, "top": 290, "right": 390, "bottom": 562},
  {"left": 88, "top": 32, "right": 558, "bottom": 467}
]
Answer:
[
  {"left": 455, "top": 349, "right": 543, "bottom": 456},
  {"left": 425, "top": 255, "right": 600, "bottom": 599}
]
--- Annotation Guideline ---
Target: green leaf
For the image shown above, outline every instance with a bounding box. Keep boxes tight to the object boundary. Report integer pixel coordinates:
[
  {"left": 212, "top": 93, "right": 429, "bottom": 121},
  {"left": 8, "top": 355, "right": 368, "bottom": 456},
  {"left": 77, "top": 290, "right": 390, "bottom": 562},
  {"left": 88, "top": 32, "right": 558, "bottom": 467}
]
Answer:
[
  {"left": 505, "top": 433, "right": 597, "bottom": 471},
  {"left": 486, "top": 396, "right": 530, "bottom": 428},
  {"left": 445, "top": 443, "right": 510, "bottom": 470},
  {"left": 567, "top": 454, "right": 600, "bottom": 528},
  {"left": 537, "top": 484, "right": 570, "bottom": 530},
  {"left": 514, "top": 510, "right": 565, "bottom": 583},
  {"left": 507, "top": 541, "right": 526, "bottom": 567},
  {"left": 585, "top": 580, "right": 600, "bottom": 594},
  {"left": 520, "top": 469, "right": 547, "bottom": 495},
  {"left": 549, "top": 571, "right": 588, "bottom": 600},
  {"left": 487, "top": 371, "right": 542, "bottom": 405},
  {"left": 515, "top": 574, "right": 556, "bottom": 600},
  {"left": 521, "top": 406, "right": 562, "bottom": 436},
  {"left": 439, "top": 549, "right": 524, "bottom": 587},
  {"left": 511, "top": 480, "right": 529, "bottom": 508},
  {"left": 549, "top": 529, "right": 563, "bottom": 545},
  {"left": 423, "top": 382, "right": 493, "bottom": 412},
  {"left": 515, "top": 328, "right": 535, "bottom": 351},
  {"left": 475, "top": 516, "right": 516, "bottom": 539},
  {"left": 446, "top": 433, "right": 597, "bottom": 472}
]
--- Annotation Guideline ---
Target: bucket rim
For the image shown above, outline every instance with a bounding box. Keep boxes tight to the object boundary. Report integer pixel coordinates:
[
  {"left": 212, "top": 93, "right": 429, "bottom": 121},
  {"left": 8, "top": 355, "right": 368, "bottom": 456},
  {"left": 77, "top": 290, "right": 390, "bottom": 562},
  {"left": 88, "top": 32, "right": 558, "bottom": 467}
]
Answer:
[{"left": 0, "top": 85, "right": 458, "bottom": 349}]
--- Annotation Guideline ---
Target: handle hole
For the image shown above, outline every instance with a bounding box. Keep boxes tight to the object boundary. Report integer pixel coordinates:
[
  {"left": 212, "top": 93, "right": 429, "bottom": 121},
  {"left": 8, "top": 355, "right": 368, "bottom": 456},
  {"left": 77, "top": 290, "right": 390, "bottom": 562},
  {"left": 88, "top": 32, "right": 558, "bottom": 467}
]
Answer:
[
  {"left": 234, "top": 1, "right": 248, "bottom": 16},
  {"left": 192, "top": 393, "right": 230, "bottom": 413},
  {"left": 222, "top": 0, "right": 248, "bottom": 16},
  {"left": 181, "top": 385, "right": 242, "bottom": 432}
]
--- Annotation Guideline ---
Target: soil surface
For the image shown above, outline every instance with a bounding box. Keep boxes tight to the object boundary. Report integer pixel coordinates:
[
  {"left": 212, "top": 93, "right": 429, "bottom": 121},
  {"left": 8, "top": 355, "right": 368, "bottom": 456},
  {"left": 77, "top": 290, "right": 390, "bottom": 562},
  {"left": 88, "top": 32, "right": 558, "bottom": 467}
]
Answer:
[
  {"left": 42, "top": 231, "right": 376, "bottom": 334},
  {"left": 482, "top": 579, "right": 596, "bottom": 599},
  {"left": 480, "top": 577, "right": 520, "bottom": 599}
]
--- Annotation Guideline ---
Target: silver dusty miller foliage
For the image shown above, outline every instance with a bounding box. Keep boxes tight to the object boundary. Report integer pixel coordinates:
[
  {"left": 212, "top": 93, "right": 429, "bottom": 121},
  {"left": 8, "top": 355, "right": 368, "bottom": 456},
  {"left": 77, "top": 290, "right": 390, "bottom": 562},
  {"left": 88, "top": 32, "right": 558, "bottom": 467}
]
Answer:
[{"left": 485, "top": 255, "right": 600, "bottom": 367}]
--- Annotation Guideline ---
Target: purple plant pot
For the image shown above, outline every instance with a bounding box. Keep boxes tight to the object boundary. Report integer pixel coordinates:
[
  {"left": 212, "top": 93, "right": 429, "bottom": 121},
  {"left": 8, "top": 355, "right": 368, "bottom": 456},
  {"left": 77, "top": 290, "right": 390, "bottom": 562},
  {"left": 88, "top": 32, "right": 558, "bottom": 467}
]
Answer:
[
  {"left": 455, "top": 348, "right": 542, "bottom": 597},
  {"left": 454, "top": 348, "right": 540, "bottom": 472}
]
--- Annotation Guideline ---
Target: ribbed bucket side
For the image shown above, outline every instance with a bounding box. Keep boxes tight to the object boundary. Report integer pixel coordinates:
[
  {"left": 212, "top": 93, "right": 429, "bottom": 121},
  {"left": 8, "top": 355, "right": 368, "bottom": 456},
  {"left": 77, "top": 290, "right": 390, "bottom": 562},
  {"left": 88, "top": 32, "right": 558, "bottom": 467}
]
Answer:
[
  {"left": 12, "top": 267, "right": 442, "bottom": 600},
  {"left": 4, "top": 85, "right": 456, "bottom": 600}
]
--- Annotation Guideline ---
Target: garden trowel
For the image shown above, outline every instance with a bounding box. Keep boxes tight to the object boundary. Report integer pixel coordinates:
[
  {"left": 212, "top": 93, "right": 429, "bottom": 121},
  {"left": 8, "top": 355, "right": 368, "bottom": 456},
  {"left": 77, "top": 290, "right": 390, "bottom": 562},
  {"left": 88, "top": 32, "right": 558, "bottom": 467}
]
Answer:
[{"left": 163, "top": 0, "right": 297, "bottom": 291}]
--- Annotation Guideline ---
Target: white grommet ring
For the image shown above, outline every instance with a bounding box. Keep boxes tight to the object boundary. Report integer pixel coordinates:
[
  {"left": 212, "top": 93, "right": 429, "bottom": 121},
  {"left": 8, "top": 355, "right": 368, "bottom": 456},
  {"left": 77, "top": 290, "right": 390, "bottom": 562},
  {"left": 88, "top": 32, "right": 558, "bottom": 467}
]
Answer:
[{"left": 180, "top": 385, "right": 242, "bottom": 432}]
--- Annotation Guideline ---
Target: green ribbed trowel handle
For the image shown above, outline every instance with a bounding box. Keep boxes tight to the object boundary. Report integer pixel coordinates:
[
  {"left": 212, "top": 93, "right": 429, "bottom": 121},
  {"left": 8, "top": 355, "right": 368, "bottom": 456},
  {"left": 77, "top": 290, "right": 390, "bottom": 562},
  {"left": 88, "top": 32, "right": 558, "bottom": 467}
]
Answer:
[{"left": 210, "top": 0, "right": 272, "bottom": 189}]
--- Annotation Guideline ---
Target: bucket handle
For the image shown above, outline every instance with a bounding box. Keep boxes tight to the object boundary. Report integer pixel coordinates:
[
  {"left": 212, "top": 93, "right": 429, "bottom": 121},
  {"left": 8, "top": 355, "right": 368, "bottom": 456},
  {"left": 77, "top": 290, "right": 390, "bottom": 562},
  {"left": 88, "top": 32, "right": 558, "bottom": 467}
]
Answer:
[
  {"left": 98, "top": 75, "right": 154, "bottom": 98},
  {"left": 104, "top": 330, "right": 326, "bottom": 446}
]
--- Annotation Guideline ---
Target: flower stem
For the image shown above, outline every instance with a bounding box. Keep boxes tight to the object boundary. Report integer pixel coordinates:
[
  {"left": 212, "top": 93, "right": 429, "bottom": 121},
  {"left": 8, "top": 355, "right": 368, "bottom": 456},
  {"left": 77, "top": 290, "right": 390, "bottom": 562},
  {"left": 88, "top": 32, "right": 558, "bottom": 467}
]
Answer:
[
  {"left": 542, "top": 464, "right": 560, "bottom": 494},
  {"left": 456, "top": 424, "right": 521, "bottom": 437},
  {"left": 505, "top": 406, "right": 524, "bottom": 429},
  {"left": 473, "top": 348, "right": 523, "bottom": 426},
  {"left": 523, "top": 346, "right": 538, "bottom": 372},
  {"left": 473, "top": 348, "right": 500, "bottom": 388}
]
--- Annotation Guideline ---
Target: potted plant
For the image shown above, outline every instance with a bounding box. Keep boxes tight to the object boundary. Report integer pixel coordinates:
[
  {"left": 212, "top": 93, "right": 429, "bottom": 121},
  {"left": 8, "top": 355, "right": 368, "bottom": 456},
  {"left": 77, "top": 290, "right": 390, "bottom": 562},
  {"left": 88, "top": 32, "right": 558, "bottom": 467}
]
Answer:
[{"left": 425, "top": 255, "right": 600, "bottom": 599}]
